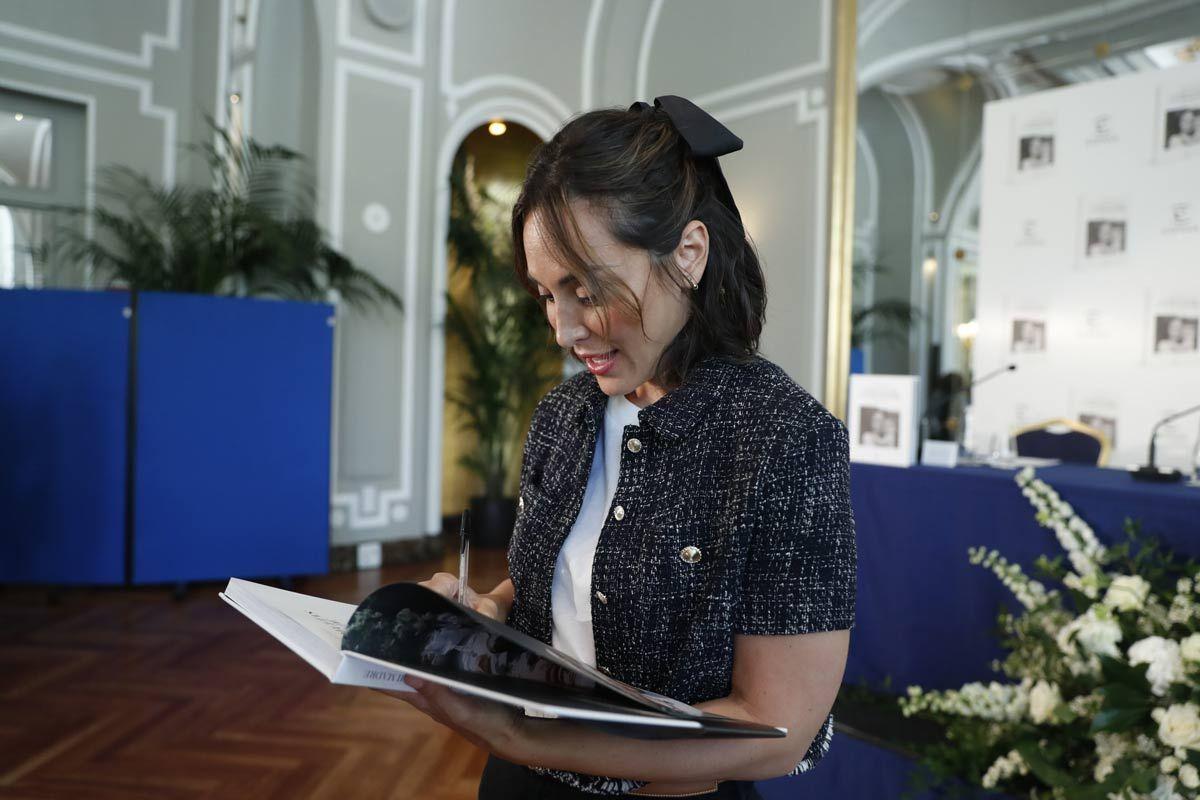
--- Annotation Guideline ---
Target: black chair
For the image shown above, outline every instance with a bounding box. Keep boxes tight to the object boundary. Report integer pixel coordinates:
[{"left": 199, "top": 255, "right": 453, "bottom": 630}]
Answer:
[{"left": 1011, "top": 418, "right": 1111, "bottom": 466}]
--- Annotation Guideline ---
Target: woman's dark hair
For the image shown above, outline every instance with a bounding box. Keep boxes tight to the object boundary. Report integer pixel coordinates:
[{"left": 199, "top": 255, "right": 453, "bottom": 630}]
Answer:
[{"left": 511, "top": 104, "right": 766, "bottom": 391}]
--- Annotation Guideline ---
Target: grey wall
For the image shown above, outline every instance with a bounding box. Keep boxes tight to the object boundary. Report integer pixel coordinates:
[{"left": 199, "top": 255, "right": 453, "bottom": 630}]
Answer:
[{"left": 1, "top": 0, "right": 844, "bottom": 547}]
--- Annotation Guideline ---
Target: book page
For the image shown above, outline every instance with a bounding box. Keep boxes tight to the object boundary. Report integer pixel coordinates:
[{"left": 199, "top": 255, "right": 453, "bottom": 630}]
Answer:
[{"left": 223, "top": 579, "right": 358, "bottom": 676}]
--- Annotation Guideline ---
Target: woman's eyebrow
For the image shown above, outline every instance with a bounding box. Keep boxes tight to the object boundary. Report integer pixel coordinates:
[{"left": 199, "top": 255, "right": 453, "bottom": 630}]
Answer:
[{"left": 533, "top": 274, "right": 580, "bottom": 291}]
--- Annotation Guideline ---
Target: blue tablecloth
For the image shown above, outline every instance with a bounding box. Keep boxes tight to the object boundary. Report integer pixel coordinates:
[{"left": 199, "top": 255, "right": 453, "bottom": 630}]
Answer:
[{"left": 846, "top": 462, "right": 1200, "bottom": 693}]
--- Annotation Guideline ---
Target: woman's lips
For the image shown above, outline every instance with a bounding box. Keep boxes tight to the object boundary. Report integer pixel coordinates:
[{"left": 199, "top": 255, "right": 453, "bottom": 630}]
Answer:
[{"left": 583, "top": 349, "right": 618, "bottom": 375}]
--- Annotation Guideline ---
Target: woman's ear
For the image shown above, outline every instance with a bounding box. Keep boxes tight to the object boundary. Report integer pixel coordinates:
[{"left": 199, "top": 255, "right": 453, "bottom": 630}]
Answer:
[{"left": 674, "top": 219, "right": 709, "bottom": 287}]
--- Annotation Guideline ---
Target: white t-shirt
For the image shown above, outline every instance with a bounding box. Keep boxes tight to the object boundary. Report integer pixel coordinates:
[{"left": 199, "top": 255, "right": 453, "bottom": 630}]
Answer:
[{"left": 550, "top": 391, "right": 642, "bottom": 666}]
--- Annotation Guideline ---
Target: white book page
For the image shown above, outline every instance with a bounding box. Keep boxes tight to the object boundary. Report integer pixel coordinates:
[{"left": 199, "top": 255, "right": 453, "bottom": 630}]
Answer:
[
  {"left": 226, "top": 578, "right": 357, "bottom": 649},
  {"left": 221, "top": 579, "right": 359, "bottom": 678}
]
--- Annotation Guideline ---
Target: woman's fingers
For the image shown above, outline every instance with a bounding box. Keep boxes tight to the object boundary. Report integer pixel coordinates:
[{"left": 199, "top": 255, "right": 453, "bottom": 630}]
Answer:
[
  {"left": 471, "top": 595, "right": 501, "bottom": 621},
  {"left": 418, "top": 572, "right": 460, "bottom": 599},
  {"left": 373, "top": 687, "right": 431, "bottom": 713}
]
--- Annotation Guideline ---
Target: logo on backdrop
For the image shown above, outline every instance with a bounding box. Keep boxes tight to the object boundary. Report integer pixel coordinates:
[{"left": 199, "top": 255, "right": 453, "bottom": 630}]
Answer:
[
  {"left": 1086, "top": 113, "right": 1119, "bottom": 146},
  {"left": 1017, "top": 218, "right": 1046, "bottom": 247},
  {"left": 1164, "top": 201, "right": 1199, "bottom": 235}
]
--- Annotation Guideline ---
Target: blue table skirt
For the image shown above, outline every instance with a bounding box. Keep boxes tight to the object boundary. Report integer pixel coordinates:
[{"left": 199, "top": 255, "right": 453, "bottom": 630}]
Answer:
[
  {"left": 846, "top": 462, "right": 1200, "bottom": 693},
  {"left": 757, "top": 733, "right": 1014, "bottom": 799}
]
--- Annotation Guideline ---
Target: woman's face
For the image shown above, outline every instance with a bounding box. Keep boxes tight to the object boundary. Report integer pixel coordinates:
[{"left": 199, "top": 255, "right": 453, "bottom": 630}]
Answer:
[{"left": 523, "top": 200, "right": 708, "bottom": 406}]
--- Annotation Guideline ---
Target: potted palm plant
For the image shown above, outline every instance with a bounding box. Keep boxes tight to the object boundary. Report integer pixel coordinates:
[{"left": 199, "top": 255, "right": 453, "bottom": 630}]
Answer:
[
  {"left": 444, "top": 149, "right": 560, "bottom": 547},
  {"left": 59, "top": 120, "right": 402, "bottom": 311}
]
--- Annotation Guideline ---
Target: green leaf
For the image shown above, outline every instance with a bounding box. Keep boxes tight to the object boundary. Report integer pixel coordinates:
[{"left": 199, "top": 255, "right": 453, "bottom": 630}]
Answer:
[
  {"left": 1098, "top": 682, "right": 1153, "bottom": 710},
  {"left": 1098, "top": 654, "right": 1152, "bottom": 691},
  {"left": 1089, "top": 706, "right": 1151, "bottom": 733},
  {"left": 1015, "top": 739, "right": 1075, "bottom": 788}
]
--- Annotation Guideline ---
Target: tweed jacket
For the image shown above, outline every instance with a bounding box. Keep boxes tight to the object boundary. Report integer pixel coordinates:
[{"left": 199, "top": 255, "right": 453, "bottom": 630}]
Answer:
[{"left": 506, "top": 352, "right": 857, "bottom": 795}]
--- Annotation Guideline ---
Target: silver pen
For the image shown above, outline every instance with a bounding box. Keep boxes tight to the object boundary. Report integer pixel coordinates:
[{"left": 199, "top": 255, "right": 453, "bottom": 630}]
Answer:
[{"left": 457, "top": 509, "right": 471, "bottom": 605}]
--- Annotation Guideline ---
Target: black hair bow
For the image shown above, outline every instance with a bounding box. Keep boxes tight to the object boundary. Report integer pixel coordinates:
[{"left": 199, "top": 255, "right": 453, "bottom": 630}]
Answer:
[
  {"left": 629, "top": 95, "right": 743, "bottom": 158},
  {"left": 629, "top": 94, "right": 744, "bottom": 225}
]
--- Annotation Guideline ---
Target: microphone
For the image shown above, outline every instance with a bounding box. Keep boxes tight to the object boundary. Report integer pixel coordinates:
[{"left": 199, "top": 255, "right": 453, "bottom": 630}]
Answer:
[
  {"left": 969, "top": 363, "right": 1017, "bottom": 391},
  {"left": 1132, "top": 403, "right": 1200, "bottom": 483}
]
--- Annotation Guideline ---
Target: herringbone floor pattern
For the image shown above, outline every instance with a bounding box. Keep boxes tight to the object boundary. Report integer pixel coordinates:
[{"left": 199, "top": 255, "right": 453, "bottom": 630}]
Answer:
[{"left": 0, "top": 546, "right": 512, "bottom": 800}]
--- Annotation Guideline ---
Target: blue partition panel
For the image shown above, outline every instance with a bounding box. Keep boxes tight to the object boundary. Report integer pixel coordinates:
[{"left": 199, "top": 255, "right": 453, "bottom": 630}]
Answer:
[
  {"left": 0, "top": 289, "right": 129, "bottom": 584},
  {"left": 132, "top": 293, "right": 332, "bottom": 583}
]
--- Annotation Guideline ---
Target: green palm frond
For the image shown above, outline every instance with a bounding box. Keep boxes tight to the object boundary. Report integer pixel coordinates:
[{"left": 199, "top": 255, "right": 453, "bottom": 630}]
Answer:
[
  {"left": 444, "top": 148, "right": 559, "bottom": 497},
  {"left": 53, "top": 118, "right": 401, "bottom": 315}
]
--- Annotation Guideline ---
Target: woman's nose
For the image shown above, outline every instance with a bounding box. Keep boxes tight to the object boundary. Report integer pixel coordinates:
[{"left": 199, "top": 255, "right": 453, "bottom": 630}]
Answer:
[{"left": 553, "top": 307, "right": 588, "bottom": 350}]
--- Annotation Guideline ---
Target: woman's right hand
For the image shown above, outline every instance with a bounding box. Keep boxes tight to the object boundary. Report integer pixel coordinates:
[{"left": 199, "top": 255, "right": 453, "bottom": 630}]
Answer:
[{"left": 418, "top": 572, "right": 506, "bottom": 622}]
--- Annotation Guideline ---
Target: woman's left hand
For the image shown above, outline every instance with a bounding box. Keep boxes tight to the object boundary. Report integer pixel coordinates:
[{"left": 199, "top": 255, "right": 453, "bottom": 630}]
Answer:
[{"left": 382, "top": 677, "right": 526, "bottom": 761}]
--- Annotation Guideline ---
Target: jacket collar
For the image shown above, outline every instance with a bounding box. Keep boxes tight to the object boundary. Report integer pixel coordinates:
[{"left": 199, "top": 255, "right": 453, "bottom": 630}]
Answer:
[{"left": 572, "top": 353, "right": 739, "bottom": 443}]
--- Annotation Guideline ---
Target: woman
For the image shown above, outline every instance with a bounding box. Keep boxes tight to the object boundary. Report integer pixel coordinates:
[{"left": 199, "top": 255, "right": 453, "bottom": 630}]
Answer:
[{"left": 402, "top": 95, "right": 856, "bottom": 799}]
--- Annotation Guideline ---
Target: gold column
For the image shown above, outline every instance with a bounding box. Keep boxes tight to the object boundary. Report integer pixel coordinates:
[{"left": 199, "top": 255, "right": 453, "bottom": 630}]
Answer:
[{"left": 823, "top": 0, "right": 858, "bottom": 421}]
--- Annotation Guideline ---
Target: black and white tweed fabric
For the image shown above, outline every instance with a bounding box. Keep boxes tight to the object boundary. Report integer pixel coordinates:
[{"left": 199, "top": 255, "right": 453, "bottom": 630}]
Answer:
[{"left": 506, "top": 353, "right": 857, "bottom": 795}]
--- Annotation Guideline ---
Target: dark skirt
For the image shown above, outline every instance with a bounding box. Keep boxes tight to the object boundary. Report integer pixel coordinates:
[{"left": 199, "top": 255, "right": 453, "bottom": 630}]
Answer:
[{"left": 478, "top": 754, "right": 765, "bottom": 800}]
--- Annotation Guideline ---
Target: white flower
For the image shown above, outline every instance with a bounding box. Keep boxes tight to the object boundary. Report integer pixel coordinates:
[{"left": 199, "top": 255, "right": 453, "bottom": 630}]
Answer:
[
  {"left": 1105, "top": 575, "right": 1152, "bottom": 612},
  {"left": 1178, "top": 577, "right": 1193, "bottom": 595},
  {"left": 981, "top": 749, "right": 1028, "bottom": 789},
  {"left": 1161, "top": 755, "right": 1181, "bottom": 773},
  {"left": 1129, "top": 638, "right": 1186, "bottom": 697},
  {"left": 1180, "top": 764, "right": 1200, "bottom": 789},
  {"left": 1059, "top": 605, "right": 1124, "bottom": 659},
  {"left": 1151, "top": 774, "right": 1184, "bottom": 800},
  {"left": 1029, "top": 680, "right": 1063, "bottom": 724},
  {"left": 1154, "top": 704, "right": 1200, "bottom": 750},
  {"left": 1181, "top": 634, "right": 1200, "bottom": 663}
]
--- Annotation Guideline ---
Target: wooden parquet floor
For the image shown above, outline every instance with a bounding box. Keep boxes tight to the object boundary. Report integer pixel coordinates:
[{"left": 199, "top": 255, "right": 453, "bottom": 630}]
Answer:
[{"left": 0, "top": 544, "right": 512, "bottom": 800}]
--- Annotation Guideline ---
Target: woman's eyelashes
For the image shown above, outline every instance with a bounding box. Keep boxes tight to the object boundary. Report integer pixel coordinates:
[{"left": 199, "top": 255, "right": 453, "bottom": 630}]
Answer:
[{"left": 536, "top": 292, "right": 594, "bottom": 307}]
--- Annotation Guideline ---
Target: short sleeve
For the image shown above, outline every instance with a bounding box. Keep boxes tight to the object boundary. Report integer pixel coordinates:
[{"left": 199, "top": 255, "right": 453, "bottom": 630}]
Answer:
[{"left": 733, "top": 416, "right": 857, "bottom": 635}]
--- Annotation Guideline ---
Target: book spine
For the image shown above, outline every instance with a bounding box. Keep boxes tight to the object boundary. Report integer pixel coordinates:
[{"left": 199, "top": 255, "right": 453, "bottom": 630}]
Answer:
[{"left": 332, "top": 654, "right": 416, "bottom": 693}]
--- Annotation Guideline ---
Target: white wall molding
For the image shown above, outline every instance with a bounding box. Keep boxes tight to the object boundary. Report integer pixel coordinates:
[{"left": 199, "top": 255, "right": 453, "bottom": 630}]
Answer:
[
  {"left": 337, "top": 0, "right": 427, "bottom": 67},
  {"left": 634, "top": 0, "right": 666, "bottom": 103},
  {"left": 0, "top": 0, "right": 181, "bottom": 70},
  {"left": 859, "top": 0, "right": 1189, "bottom": 90},
  {"left": 858, "top": 0, "right": 908, "bottom": 45},
  {"left": 581, "top": 0, "right": 605, "bottom": 110},
  {"left": 438, "top": 0, "right": 571, "bottom": 120},
  {"left": 637, "top": 0, "right": 831, "bottom": 110},
  {"left": 215, "top": 0, "right": 233, "bottom": 130},
  {"left": 424, "top": 97, "right": 560, "bottom": 534},
  {"left": 883, "top": 90, "right": 932, "bottom": 377},
  {"left": 329, "top": 58, "right": 423, "bottom": 532},
  {"left": 0, "top": 47, "right": 175, "bottom": 188}
]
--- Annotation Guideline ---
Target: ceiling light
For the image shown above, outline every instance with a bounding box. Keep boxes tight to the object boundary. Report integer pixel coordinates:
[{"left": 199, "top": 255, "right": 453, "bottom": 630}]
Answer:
[
  {"left": 13, "top": 113, "right": 23, "bottom": 121},
  {"left": 488, "top": 120, "right": 507, "bottom": 136}
]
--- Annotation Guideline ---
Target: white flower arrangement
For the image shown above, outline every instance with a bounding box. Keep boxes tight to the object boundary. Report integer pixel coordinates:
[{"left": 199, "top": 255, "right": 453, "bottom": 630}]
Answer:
[{"left": 897, "top": 467, "right": 1200, "bottom": 799}]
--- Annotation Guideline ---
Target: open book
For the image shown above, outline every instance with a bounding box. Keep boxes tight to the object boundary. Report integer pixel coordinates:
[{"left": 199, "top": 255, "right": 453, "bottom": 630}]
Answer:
[{"left": 220, "top": 578, "right": 786, "bottom": 740}]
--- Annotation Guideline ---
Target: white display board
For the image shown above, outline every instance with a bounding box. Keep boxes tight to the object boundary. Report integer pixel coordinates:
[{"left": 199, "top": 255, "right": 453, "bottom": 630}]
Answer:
[
  {"left": 971, "top": 62, "right": 1200, "bottom": 470},
  {"left": 849, "top": 374, "right": 921, "bottom": 467}
]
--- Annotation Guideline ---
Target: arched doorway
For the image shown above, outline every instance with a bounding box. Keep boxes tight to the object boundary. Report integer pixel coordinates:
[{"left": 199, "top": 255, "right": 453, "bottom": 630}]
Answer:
[{"left": 433, "top": 118, "right": 559, "bottom": 546}]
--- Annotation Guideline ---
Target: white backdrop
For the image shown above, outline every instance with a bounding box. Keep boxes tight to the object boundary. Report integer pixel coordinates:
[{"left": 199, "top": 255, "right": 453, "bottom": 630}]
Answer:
[{"left": 971, "top": 61, "right": 1200, "bottom": 471}]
